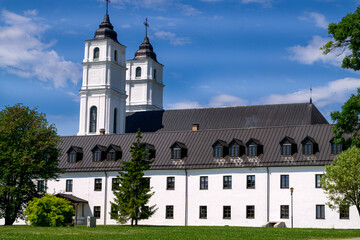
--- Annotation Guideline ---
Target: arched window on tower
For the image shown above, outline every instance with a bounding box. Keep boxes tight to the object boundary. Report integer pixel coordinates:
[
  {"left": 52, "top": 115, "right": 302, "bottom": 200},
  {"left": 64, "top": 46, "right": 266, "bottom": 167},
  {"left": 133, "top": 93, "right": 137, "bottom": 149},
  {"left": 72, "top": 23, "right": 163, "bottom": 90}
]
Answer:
[
  {"left": 94, "top": 47, "right": 100, "bottom": 60},
  {"left": 153, "top": 69, "right": 157, "bottom": 80},
  {"left": 136, "top": 67, "right": 141, "bottom": 77},
  {"left": 113, "top": 108, "right": 117, "bottom": 134},
  {"left": 89, "top": 106, "right": 97, "bottom": 133},
  {"left": 114, "top": 50, "right": 117, "bottom": 62}
]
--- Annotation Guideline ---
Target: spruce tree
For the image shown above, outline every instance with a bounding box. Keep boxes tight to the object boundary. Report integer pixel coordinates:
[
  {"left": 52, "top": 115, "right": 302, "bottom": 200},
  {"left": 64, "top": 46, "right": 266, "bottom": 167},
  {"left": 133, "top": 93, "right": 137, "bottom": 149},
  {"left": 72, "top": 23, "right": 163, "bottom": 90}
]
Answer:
[{"left": 111, "top": 129, "right": 156, "bottom": 226}]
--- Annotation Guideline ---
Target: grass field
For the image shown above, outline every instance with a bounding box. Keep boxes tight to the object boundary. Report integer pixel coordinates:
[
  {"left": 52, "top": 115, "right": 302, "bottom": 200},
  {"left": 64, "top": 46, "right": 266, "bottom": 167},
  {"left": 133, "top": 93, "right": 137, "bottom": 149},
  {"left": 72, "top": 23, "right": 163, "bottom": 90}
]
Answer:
[{"left": 0, "top": 225, "right": 359, "bottom": 240}]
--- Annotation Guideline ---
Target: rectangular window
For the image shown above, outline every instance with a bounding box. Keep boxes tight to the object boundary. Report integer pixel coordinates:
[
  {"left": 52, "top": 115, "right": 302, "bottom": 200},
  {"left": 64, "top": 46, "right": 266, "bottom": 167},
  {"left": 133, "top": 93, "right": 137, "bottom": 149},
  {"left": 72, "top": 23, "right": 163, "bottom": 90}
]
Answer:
[
  {"left": 223, "top": 176, "right": 232, "bottom": 189},
  {"left": 66, "top": 179, "right": 73, "bottom": 192},
  {"left": 282, "top": 144, "right": 291, "bottom": 155},
  {"left": 69, "top": 152, "right": 76, "bottom": 163},
  {"left": 248, "top": 145, "right": 256, "bottom": 156},
  {"left": 315, "top": 174, "right": 323, "bottom": 188},
  {"left": 340, "top": 206, "right": 349, "bottom": 219},
  {"left": 223, "top": 206, "right": 231, "bottom": 219},
  {"left": 200, "top": 176, "right": 208, "bottom": 190},
  {"left": 280, "top": 175, "right": 289, "bottom": 189},
  {"left": 246, "top": 175, "right": 255, "bottom": 189},
  {"left": 304, "top": 144, "right": 312, "bottom": 155},
  {"left": 280, "top": 205, "right": 289, "bottom": 219},
  {"left": 94, "top": 178, "right": 102, "bottom": 191},
  {"left": 37, "top": 180, "right": 45, "bottom": 193},
  {"left": 167, "top": 177, "right": 175, "bottom": 190},
  {"left": 246, "top": 205, "right": 255, "bottom": 219},
  {"left": 172, "top": 148, "right": 181, "bottom": 159},
  {"left": 166, "top": 205, "right": 174, "bottom": 219},
  {"left": 332, "top": 143, "right": 341, "bottom": 154},
  {"left": 112, "top": 178, "right": 119, "bottom": 190},
  {"left": 94, "top": 151, "right": 101, "bottom": 161},
  {"left": 316, "top": 205, "right": 325, "bottom": 219},
  {"left": 215, "top": 147, "right": 222, "bottom": 157},
  {"left": 230, "top": 146, "right": 239, "bottom": 157},
  {"left": 199, "top": 206, "right": 207, "bottom": 219},
  {"left": 94, "top": 206, "right": 101, "bottom": 219},
  {"left": 108, "top": 152, "right": 115, "bottom": 161},
  {"left": 110, "top": 204, "right": 118, "bottom": 219}
]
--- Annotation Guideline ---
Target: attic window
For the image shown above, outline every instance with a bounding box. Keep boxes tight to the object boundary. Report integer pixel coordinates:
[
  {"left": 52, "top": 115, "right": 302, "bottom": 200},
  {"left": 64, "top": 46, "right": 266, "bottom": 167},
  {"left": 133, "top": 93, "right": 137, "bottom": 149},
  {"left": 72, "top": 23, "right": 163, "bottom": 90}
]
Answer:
[
  {"left": 246, "top": 138, "right": 263, "bottom": 157},
  {"left": 212, "top": 140, "right": 228, "bottom": 158},
  {"left": 145, "top": 144, "right": 156, "bottom": 160},
  {"left": 170, "top": 142, "right": 187, "bottom": 160},
  {"left": 67, "top": 146, "right": 83, "bottom": 163},
  {"left": 280, "top": 137, "right": 297, "bottom": 156},
  {"left": 229, "top": 139, "right": 245, "bottom": 157},
  {"left": 106, "top": 145, "right": 122, "bottom": 161},
  {"left": 94, "top": 150, "right": 101, "bottom": 161},
  {"left": 230, "top": 145, "right": 238, "bottom": 157},
  {"left": 302, "top": 137, "right": 318, "bottom": 155},
  {"left": 92, "top": 145, "right": 106, "bottom": 162},
  {"left": 69, "top": 151, "right": 76, "bottom": 163},
  {"left": 330, "top": 139, "right": 343, "bottom": 154}
]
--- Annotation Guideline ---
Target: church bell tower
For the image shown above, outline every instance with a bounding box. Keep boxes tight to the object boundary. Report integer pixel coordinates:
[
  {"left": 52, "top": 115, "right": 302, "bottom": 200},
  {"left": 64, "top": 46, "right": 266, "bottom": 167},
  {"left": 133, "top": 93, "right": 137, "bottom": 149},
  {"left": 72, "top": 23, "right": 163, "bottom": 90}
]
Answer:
[{"left": 77, "top": 1, "right": 127, "bottom": 136}]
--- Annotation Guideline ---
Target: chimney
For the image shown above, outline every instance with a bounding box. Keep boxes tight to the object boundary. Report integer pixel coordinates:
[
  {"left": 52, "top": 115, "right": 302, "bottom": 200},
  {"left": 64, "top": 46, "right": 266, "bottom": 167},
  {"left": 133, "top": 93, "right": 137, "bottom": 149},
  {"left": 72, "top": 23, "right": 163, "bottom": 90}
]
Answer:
[
  {"left": 192, "top": 124, "right": 199, "bottom": 131},
  {"left": 100, "top": 129, "right": 105, "bottom": 135}
]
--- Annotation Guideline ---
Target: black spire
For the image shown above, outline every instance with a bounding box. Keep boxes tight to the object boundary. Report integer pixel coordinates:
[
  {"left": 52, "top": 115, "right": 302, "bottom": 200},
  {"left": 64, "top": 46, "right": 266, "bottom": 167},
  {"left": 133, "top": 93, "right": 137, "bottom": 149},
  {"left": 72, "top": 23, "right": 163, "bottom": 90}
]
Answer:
[
  {"left": 132, "top": 18, "right": 158, "bottom": 62},
  {"left": 94, "top": 0, "right": 119, "bottom": 43}
]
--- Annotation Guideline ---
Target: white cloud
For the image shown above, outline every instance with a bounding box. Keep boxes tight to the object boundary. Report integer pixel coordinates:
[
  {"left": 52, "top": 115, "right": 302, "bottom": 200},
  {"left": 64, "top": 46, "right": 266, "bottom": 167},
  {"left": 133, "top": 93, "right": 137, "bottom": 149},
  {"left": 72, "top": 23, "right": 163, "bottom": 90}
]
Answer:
[
  {"left": 299, "top": 12, "right": 328, "bottom": 29},
  {"left": 209, "top": 94, "right": 248, "bottom": 107},
  {"left": 121, "top": 24, "right": 131, "bottom": 28},
  {"left": 241, "top": 0, "right": 272, "bottom": 7},
  {"left": 261, "top": 78, "right": 360, "bottom": 107},
  {"left": 168, "top": 100, "right": 203, "bottom": 109},
  {"left": 287, "top": 35, "right": 344, "bottom": 67},
  {"left": 155, "top": 31, "right": 191, "bottom": 46},
  {"left": 0, "top": 10, "right": 81, "bottom": 88}
]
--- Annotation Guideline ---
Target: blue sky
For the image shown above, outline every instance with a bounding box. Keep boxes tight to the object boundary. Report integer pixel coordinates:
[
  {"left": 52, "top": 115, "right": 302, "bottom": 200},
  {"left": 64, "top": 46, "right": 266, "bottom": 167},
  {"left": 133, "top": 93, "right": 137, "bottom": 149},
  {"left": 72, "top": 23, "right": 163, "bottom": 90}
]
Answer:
[{"left": 1, "top": 0, "right": 360, "bottom": 136}]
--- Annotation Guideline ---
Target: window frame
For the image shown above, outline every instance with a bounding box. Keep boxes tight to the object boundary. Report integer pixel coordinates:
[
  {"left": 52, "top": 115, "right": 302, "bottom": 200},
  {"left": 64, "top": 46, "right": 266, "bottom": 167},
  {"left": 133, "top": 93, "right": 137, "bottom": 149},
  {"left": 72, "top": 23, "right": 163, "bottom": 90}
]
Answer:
[
  {"left": 107, "top": 151, "right": 115, "bottom": 161},
  {"left": 135, "top": 67, "right": 141, "bottom": 77},
  {"left": 280, "top": 175, "right": 289, "bottom": 189},
  {"left": 331, "top": 142, "right": 342, "bottom": 154},
  {"left": 114, "top": 50, "right": 117, "bottom": 62},
  {"left": 166, "top": 205, "right": 174, "bottom": 219},
  {"left": 339, "top": 206, "right": 349, "bottom": 220},
  {"left": 246, "top": 175, "right": 255, "bottom": 189},
  {"left": 282, "top": 144, "right": 291, "bottom": 156},
  {"left": 93, "top": 150, "right": 102, "bottom": 162},
  {"left": 167, "top": 177, "right": 175, "bottom": 190},
  {"left": 223, "top": 175, "right": 232, "bottom": 189},
  {"left": 37, "top": 180, "right": 45, "bottom": 193},
  {"left": 93, "top": 47, "right": 100, "bottom": 60},
  {"left": 200, "top": 176, "right": 208, "bottom": 190},
  {"left": 246, "top": 205, "right": 255, "bottom": 219},
  {"left": 280, "top": 205, "right": 289, "bottom": 219},
  {"left": 112, "top": 178, "right": 119, "bottom": 190},
  {"left": 89, "top": 106, "right": 97, "bottom": 133},
  {"left": 66, "top": 179, "right": 73, "bottom": 192},
  {"left": 223, "top": 206, "right": 231, "bottom": 219},
  {"left": 199, "top": 206, "right": 207, "bottom": 219},
  {"left": 172, "top": 148, "right": 181, "bottom": 159},
  {"left": 304, "top": 143, "right": 313, "bottom": 155},
  {"left": 110, "top": 204, "right": 118, "bottom": 219},
  {"left": 214, "top": 146, "right": 223, "bottom": 158},
  {"left": 94, "top": 178, "right": 102, "bottom": 191},
  {"left": 230, "top": 145, "right": 239, "bottom": 157},
  {"left": 315, "top": 174, "right": 323, "bottom": 188},
  {"left": 68, "top": 151, "right": 76, "bottom": 163},
  {"left": 316, "top": 205, "right": 325, "bottom": 219},
  {"left": 94, "top": 206, "right": 101, "bottom": 219}
]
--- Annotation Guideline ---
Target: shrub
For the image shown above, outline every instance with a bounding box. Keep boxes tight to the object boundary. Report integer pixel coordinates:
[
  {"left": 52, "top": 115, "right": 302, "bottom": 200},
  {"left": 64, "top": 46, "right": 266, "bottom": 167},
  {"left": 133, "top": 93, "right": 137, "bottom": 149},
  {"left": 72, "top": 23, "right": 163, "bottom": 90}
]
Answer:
[{"left": 25, "top": 194, "right": 75, "bottom": 226}]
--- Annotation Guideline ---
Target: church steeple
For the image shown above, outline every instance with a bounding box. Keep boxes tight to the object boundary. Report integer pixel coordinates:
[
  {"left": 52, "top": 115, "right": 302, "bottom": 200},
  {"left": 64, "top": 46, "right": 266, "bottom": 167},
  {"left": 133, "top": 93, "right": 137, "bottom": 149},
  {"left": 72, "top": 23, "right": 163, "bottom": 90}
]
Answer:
[{"left": 94, "top": 0, "right": 119, "bottom": 43}]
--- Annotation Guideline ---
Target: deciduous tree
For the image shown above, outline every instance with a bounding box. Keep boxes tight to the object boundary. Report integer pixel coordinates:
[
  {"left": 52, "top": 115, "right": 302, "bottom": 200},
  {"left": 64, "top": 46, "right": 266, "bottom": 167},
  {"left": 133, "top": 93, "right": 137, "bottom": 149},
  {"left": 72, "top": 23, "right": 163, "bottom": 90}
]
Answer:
[
  {"left": 111, "top": 129, "right": 156, "bottom": 226},
  {"left": 0, "top": 104, "right": 61, "bottom": 225}
]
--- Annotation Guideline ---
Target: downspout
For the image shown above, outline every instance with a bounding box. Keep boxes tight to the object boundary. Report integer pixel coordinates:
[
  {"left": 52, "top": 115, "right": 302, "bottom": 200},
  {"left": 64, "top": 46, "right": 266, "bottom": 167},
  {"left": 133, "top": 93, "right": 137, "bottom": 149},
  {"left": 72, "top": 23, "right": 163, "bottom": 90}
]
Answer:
[
  {"left": 185, "top": 169, "right": 188, "bottom": 226},
  {"left": 104, "top": 171, "right": 108, "bottom": 225},
  {"left": 266, "top": 167, "right": 270, "bottom": 222}
]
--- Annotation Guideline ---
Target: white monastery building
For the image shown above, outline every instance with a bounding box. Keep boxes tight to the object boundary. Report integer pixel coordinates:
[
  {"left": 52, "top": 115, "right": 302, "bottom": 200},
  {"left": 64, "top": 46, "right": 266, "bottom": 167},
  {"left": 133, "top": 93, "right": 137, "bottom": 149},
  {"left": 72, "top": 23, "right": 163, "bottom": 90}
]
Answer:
[{"left": 1, "top": 7, "right": 359, "bottom": 229}]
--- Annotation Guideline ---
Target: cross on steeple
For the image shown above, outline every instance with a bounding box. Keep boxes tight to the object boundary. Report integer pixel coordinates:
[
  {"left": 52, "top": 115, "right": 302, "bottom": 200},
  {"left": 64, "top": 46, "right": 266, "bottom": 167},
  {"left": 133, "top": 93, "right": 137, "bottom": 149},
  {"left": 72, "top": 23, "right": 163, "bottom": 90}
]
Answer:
[
  {"left": 105, "top": 0, "right": 111, "bottom": 15},
  {"left": 144, "top": 17, "right": 149, "bottom": 37}
]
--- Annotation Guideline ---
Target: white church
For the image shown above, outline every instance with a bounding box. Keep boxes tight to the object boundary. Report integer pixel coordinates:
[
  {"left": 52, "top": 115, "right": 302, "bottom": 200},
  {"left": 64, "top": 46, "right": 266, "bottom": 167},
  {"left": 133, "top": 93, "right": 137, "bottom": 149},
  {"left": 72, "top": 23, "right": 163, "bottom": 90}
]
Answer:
[{"left": 1, "top": 7, "right": 359, "bottom": 229}]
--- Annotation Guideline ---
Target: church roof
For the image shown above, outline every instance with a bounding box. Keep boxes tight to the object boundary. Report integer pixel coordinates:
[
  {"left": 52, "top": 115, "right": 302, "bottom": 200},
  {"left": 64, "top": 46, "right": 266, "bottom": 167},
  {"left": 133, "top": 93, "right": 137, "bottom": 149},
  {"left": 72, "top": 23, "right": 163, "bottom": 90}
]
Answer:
[
  {"left": 93, "top": 14, "right": 119, "bottom": 43},
  {"left": 58, "top": 124, "right": 335, "bottom": 172},
  {"left": 130, "top": 37, "right": 159, "bottom": 63},
  {"left": 125, "top": 103, "right": 328, "bottom": 133}
]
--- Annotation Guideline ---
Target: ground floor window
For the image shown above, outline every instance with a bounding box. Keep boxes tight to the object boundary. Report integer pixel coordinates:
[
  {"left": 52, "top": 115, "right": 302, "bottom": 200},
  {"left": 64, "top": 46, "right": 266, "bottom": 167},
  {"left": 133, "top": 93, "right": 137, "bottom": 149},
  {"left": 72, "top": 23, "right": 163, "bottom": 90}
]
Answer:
[
  {"left": 166, "top": 205, "right": 174, "bottom": 219},
  {"left": 94, "top": 206, "right": 101, "bottom": 219},
  {"left": 199, "top": 206, "right": 207, "bottom": 219},
  {"left": 223, "top": 206, "right": 231, "bottom": 219},
  {"left": 316, "top": 205, "right": 325, "bottom": 219},
  {"left": 280, "top": 205, "right": 289, "bottom": 219},
  {"left": 110, "top": 204, "right": 118, "bottom": 219},
  {"left": 37, "top": 180, "right": 45, "bottom": 193},
  {"left": 246, "top": 205, "right": 255, "bottom": 219},
  {"left": 340, "top": 206, "right": 349, "bottom": 219}
]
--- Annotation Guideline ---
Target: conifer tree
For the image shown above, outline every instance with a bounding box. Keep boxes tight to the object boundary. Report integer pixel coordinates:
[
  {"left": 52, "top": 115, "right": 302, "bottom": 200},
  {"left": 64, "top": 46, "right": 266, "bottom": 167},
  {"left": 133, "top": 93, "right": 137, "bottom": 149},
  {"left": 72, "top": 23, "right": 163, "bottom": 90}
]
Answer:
[{"left": 111, "top": 129, "right": 156, "bottom": 226}]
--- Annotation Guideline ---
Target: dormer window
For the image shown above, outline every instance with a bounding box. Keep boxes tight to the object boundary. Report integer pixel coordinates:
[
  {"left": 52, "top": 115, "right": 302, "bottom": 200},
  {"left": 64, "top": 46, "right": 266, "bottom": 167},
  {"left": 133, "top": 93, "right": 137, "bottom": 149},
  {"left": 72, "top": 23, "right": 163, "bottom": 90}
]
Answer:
[
  {"left": 145, "top": 144, "right": 156, "bottom": 160},
  {"left": 246, "top": 138, "right": 263, "bottom": 157},
  {"left": 229, "top": 139, "right": 245, "bottom": 157},
  {"left": 67, "top": 146, "right": 83, "bottom": 163},
  {"left": 94, "top": 47, "right": 100, "bottom": 60},
  {"left": 170, "top": 142, "right": 187, "bottom": 160},
  {"left": 212, "top": 140, "right": 228, "bottom": 158},
  {"left": 136, "top": 67, "right": 141, "bottom": 77},
  {"left": 280, "top": 137, "right": 297, "bottom": 156},
  {"left": 106, "top": 144, "right": 122, "bottom": 161},
  {"left": 330, "top": 139, "right": 343, "bottom": 154},
  {"left": 302, "top": 136, "right": 318, "bottom": 155},
  {"left": 92, "top": 145, "right": 106, "bottom": 162}
]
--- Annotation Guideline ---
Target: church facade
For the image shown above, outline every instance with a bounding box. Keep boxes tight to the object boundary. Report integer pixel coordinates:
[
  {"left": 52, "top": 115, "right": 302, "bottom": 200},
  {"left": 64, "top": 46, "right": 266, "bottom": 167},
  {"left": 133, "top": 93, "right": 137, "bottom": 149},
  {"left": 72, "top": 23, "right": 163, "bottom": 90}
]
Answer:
[{"left": 1, "top": 10, "right": 359, "bottom": 228}]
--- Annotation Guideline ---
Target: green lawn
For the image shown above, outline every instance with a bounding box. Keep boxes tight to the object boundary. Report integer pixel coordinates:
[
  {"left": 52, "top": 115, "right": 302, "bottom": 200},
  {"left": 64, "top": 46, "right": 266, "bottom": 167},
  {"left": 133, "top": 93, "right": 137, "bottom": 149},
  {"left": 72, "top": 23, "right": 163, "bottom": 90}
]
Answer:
[{"left": 0, "top": 225, "right": 359, "bottom": 240}]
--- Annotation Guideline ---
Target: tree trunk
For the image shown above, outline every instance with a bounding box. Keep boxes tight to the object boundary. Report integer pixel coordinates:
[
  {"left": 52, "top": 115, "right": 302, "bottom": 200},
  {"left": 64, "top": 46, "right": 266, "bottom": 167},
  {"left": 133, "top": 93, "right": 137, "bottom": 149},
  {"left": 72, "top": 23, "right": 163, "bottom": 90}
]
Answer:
[
  {"left": 135, "top": 218, "right": 138, "bottom": 226},
  {"left": 4, "top": 217, "right": 15, "bottom": 225},
  {"left": 131, "top": 218, "right": 134, "bottom": 226}
]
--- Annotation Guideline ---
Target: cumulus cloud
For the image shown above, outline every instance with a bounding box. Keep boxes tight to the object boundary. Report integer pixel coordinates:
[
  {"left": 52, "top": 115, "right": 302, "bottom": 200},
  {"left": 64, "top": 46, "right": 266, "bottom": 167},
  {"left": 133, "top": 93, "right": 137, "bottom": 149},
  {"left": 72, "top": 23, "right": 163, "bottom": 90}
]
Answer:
[
  {"left": 241, "top": 0, "right": 272, "bottom": 7},
  {"left": 287, "top": 35, "right": 344, "bottom": 67},
  {"left": 261, "top": 78, "right": 360, "bottom": 107},
  {"left": 0, "top": 10, "right": 81, "bottom": 88},
  {"left": 168, "top": 100, "right": 203, "bottom": 109},
  {"left": 155, "top": 31, "right": 191, "bottom": 46},
  {"left": 299, "top": 12, "right": 328, "bottom": 29}
]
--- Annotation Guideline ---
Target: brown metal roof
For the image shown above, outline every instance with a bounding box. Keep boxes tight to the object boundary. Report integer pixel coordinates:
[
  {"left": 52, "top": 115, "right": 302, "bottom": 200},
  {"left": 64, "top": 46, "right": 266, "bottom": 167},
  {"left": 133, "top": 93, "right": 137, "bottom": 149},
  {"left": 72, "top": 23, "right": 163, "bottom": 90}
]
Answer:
[
  {"left": 125, "top": 103, "right": 328, "bottom": 133},
  {"left": 59, "top": 124, "right": 336, "bottom": 172},
  {"left": 55, "top": 193, "right": 88, "bottom": 203}
]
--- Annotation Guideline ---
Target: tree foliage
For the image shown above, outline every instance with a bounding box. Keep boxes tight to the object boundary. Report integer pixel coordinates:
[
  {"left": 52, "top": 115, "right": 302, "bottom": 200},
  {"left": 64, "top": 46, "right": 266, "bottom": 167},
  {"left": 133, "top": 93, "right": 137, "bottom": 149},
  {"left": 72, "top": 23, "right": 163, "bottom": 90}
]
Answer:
[
  {"left": 321, "top": 146, "right": 360, "bottom": 216},
  {"left": 24, "top": 194, "right": 74, "bottom": 226},
  {"left": 0, "top": 104, "right": 61, "bottom": 225},
  {"left": 330, "top": 88, "right": 360, "bottom": 148},
  {"left": 111, "top": 130, "right": 156, "bottom": 226},
  {"left": 321, "top": 6, "right": 360, "bottom": 71}
]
